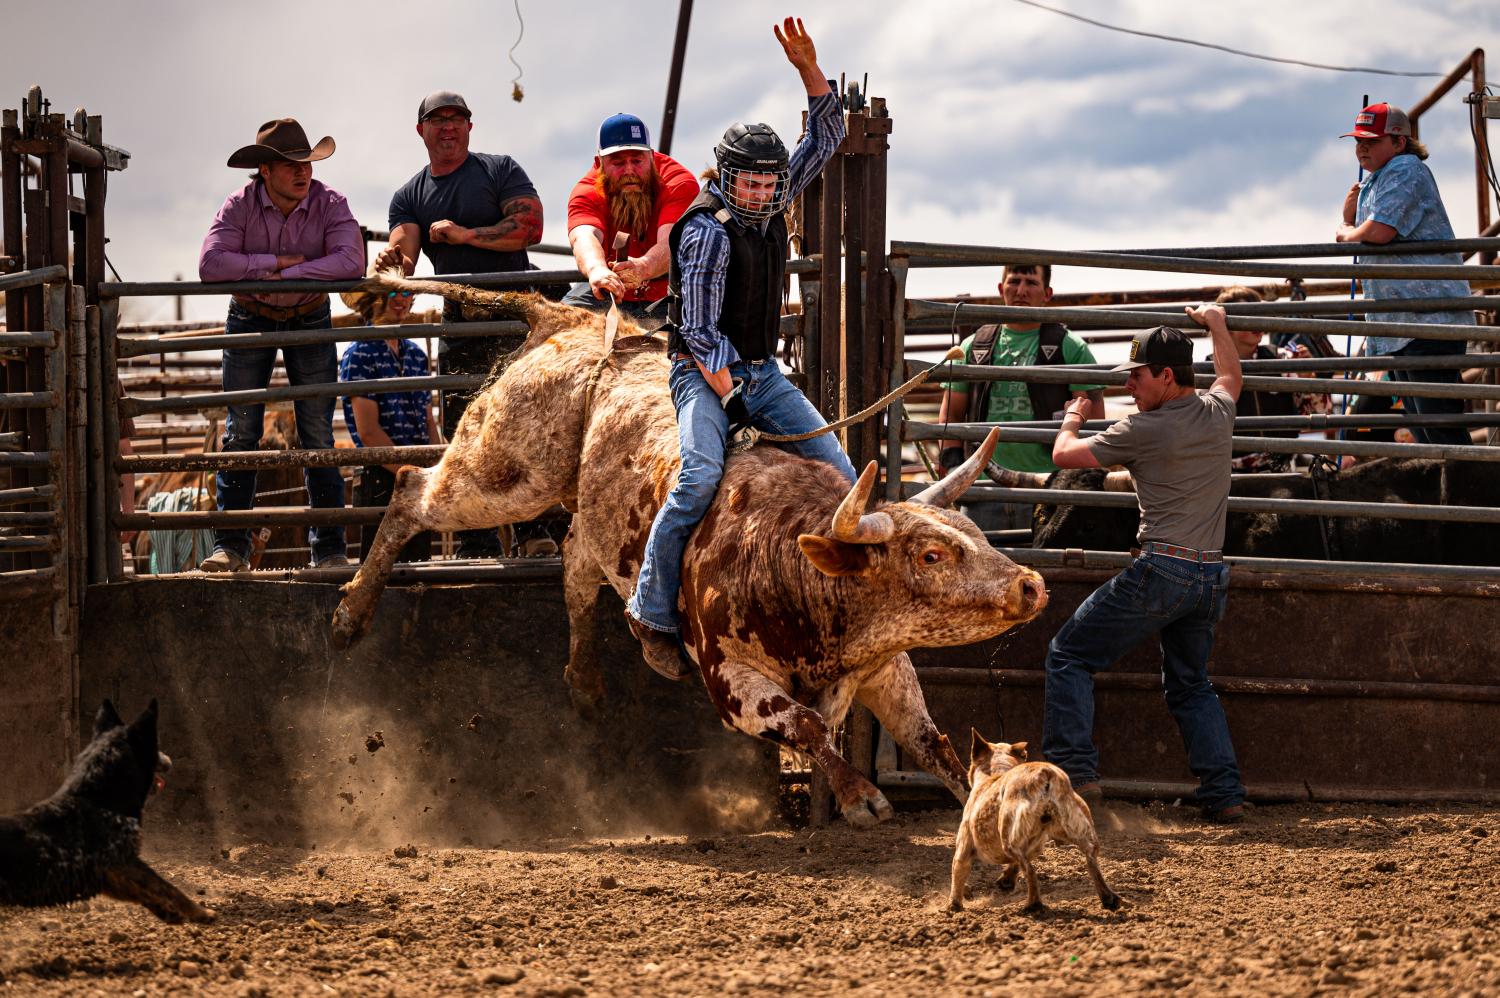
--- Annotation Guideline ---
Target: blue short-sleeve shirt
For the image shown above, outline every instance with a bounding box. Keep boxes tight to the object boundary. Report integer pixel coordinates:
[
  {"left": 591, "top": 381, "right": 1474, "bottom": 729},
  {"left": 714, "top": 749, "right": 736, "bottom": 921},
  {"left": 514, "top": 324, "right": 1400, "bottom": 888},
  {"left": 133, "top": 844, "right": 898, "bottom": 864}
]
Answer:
[
  {"left": 1355, "top": 154, "right": 1474, "bottom": 354},
  {"left": 339, "top": 339, "right": 433, "bottom": 448}
]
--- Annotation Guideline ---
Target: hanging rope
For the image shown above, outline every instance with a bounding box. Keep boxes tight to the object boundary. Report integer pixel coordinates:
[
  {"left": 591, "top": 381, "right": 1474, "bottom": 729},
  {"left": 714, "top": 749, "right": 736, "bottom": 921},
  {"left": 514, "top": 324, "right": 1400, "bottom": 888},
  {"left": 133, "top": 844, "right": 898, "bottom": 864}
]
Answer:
[{"left": 508, "top": 0, "right": 526, "bottom": 102}]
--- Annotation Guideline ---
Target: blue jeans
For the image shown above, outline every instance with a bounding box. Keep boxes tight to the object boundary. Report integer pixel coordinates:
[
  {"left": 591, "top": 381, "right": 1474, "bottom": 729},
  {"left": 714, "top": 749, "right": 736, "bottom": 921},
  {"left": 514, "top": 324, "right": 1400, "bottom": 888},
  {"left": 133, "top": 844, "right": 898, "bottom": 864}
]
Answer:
[
  {"left": 628, "top": 359, "right": 857, "bottom": 632},
  {"left": 1042, "top": 553, "right": 1244, "bottom": 812},
  {"left": 1388, "top": 337, "right": 1469, "bottom": 446},
  {"left": 214, "top": 301, "right": 345, "bottom": 562}
]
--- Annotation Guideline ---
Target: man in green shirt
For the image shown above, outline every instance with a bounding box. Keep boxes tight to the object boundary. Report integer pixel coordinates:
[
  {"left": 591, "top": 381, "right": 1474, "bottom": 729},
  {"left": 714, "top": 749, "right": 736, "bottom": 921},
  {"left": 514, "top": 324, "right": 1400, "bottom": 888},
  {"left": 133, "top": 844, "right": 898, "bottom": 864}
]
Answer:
[{"left": 936, "top": 264, "right": 1105, "bottom": 530}]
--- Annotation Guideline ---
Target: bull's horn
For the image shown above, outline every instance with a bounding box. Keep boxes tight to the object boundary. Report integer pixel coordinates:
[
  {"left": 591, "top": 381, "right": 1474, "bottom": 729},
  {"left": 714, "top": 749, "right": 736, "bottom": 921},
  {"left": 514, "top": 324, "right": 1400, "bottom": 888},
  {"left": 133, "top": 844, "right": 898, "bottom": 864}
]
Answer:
[
  {"left": 1103, "top": 470, "right": 1136, "bottom": 492},
  {"left": 831, "top": 462, "right": 895, "bottom": 544},
  {"left": 909, "top": 427, "right": 1001, "bottom": 508},
  {"left": 985, "top": 462, "right": 1048, "bottom": 490}
]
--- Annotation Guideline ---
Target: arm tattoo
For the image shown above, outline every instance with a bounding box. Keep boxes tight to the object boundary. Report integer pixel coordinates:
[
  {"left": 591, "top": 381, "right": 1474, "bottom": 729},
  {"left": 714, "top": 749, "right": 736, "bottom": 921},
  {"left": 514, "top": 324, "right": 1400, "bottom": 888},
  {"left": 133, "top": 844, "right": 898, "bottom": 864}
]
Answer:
[{"left": 471, "top": 196, "right": 544, "bottom": 248}]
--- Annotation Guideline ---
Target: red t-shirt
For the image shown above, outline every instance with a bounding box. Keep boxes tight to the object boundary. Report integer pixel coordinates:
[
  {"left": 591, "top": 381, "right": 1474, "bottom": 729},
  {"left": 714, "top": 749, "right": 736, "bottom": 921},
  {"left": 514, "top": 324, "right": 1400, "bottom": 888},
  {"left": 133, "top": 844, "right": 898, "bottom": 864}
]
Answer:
[{"left": 566, "top": 151, "right": 699, "bottom": 302}]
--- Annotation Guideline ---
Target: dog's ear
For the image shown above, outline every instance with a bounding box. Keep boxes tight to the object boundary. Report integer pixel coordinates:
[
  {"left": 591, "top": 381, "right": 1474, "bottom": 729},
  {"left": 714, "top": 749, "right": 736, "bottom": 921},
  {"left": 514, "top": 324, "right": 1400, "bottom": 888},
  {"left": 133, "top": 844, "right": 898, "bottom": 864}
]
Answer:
[
  {"left": 127, "top": 699, "right": 160, "bottom": 761},
  {"left": 969, "top": 728, "right": 993, "bottom": 768},
  {"left": 93, "top": 699, "right": 124, "bottom": 737},
  {"left": 1008, "top": 741, "right": 1029, "bottom": 761}
]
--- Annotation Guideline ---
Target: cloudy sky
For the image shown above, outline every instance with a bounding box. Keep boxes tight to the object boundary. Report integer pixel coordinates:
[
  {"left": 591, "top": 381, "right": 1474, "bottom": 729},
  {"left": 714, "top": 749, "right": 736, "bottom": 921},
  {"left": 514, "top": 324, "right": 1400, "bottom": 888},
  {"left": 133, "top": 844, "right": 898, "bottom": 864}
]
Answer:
[{"left": 3, "top": 0, "right": 1497, "bottom": 321}]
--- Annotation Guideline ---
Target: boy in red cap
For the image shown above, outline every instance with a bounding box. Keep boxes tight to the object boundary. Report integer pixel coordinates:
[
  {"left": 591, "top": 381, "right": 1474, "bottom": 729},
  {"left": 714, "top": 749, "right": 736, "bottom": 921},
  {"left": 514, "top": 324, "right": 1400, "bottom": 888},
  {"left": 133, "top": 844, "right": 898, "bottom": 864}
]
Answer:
[{"left": 1334, "top": 102, "right": 1474, "bottom": 446}]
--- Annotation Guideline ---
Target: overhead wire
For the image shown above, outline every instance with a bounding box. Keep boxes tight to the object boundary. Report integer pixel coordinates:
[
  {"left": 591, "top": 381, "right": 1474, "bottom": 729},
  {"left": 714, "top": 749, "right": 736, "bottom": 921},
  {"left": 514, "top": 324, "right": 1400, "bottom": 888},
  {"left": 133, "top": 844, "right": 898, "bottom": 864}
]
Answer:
[{"left": 1009, "top": 0, "right": 1445, "bottom": 78}]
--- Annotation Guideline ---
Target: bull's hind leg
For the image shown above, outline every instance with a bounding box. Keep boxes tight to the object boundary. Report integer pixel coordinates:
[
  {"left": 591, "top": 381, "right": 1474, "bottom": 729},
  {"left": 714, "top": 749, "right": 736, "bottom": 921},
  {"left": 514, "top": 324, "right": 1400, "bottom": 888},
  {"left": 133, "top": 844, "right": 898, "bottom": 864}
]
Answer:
[
  {"left": 332, "top": 465, "right": 430, "bottom": 648},
  {"left": 856, "top": 653, "right": 969, "bottom": 804},
  {"left": 704, "top": 658, "right": 893, "bottom": 828},
  {"left": 103, "top": 857, "right": 216, "bottom": 924},
  {"left": 561, "top": 524, "right": 607, "bottom": 714}
]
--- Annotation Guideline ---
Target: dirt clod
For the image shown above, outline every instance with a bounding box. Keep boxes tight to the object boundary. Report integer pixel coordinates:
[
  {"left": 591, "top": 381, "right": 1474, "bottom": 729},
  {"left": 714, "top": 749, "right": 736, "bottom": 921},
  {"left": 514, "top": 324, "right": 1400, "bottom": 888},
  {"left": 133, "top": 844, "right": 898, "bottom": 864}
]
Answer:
[{"left": 365, "top": 731, "right": 385, "bottom": 753}]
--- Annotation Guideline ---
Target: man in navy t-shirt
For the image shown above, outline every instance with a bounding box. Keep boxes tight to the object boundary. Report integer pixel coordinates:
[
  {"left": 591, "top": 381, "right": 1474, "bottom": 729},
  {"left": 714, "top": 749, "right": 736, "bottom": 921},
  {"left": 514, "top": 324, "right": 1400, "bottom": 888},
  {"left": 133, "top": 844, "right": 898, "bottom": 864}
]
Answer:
[{"left": 386, "top": 90, "right": 545, "bottom": 558}]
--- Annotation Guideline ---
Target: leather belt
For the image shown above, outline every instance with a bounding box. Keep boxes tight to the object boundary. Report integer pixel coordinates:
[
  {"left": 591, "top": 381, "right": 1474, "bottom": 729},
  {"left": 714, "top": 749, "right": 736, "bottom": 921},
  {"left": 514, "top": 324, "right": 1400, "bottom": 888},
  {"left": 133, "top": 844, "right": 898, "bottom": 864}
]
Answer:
[
  {"left": 1136, "top": 541, "right": 1223, "bottom": 563},
  {"left": 232, "top": 295, "right": 326, "bottom": 321}
]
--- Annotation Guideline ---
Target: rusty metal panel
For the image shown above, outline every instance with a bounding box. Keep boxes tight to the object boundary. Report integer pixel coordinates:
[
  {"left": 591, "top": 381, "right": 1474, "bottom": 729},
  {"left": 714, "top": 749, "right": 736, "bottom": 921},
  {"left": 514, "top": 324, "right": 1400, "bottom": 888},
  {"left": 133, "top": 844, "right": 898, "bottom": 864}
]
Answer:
[{"left": 904, "top": 572, "right": 1500, "bottom": 802}]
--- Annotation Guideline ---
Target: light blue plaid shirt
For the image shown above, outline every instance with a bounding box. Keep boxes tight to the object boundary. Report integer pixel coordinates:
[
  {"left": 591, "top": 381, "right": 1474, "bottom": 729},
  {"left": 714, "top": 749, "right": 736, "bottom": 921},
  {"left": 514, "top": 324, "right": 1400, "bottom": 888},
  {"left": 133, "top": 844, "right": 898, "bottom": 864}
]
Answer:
[
  {"left": 676, "top": 92, "right": 845, "bottom": 371},
  {"left": 1355, "top": 154, "right": 1475, "bottom": 355}
]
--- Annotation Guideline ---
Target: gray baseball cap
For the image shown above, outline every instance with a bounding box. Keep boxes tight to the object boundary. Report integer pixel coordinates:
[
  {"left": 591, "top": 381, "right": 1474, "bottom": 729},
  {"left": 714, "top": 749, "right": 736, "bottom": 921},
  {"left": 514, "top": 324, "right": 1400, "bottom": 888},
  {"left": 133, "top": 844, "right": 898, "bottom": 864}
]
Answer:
[{"left": 418, "top": 91, "right": 472, "bottom": 122}]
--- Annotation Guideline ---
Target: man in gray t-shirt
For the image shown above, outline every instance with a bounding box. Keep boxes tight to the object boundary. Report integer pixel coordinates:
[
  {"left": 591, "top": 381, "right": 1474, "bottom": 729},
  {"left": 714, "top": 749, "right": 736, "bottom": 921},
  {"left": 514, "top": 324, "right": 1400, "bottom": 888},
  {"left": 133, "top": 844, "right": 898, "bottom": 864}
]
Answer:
[{"left": 1041, "top": 305, "right": 1248, "bottom": 823}]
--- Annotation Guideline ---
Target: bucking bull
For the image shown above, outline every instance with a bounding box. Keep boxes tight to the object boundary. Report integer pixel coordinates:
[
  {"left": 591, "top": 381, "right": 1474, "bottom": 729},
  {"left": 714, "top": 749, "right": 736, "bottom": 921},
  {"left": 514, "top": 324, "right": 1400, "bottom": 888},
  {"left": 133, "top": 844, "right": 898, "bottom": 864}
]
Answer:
[{"left": 331, "top": 276, "right": 1048, "bottom": 826}]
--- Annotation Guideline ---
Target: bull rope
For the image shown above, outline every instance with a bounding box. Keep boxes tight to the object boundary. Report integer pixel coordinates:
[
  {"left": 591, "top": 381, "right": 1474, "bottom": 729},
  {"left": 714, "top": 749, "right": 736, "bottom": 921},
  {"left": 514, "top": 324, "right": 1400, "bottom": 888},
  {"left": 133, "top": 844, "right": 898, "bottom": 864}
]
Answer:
[{"left": 756, "top": 344, "right": 965, "bottom": 443}]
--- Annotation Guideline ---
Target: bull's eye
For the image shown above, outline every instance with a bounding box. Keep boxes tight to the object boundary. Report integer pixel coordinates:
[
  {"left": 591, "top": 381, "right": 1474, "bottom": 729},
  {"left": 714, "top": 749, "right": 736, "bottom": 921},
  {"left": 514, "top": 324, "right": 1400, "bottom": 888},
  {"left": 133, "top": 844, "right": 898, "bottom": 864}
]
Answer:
[{"left": 920, "top": 547, "right": 948, "bottom": 566}]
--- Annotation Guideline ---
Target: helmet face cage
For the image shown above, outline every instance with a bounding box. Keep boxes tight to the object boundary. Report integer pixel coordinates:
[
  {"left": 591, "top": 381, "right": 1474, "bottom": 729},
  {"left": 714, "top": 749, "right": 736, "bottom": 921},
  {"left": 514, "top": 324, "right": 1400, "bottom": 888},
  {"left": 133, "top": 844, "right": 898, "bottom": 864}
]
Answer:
[{"left": 717, "top": 163, "right": 790, "bottom": 221}]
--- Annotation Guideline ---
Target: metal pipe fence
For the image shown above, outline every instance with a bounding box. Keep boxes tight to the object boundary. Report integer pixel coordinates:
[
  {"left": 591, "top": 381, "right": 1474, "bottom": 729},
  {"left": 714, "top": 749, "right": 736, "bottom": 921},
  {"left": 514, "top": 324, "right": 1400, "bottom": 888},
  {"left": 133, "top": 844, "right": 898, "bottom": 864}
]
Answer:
[{"left": 116, "top": 319, "right": 527, "bottom": 359}]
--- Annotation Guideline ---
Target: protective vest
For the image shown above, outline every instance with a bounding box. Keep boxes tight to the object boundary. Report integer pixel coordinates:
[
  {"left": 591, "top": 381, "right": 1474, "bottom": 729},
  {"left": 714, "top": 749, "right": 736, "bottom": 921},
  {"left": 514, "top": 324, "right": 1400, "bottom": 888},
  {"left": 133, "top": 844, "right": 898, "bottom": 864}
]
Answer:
[
  {"left": 666, "top": 189, "right": 787, "bottom": 363},
  {"left": 966, "top": 322, "right": 1073, "bottom": 436}
]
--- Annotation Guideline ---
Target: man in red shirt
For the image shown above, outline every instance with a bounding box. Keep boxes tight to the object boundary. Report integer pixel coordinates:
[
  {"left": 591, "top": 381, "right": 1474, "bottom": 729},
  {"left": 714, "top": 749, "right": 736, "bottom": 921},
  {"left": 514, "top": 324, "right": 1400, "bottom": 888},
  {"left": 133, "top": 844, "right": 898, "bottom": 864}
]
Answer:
[{"left": 563, "top": 113, "right": 699, "bottom": 327}]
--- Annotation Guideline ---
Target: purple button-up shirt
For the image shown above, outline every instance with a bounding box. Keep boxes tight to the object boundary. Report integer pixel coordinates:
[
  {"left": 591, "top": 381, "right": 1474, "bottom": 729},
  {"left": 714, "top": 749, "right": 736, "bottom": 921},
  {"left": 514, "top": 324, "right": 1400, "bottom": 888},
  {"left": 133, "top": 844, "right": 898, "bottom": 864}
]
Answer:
[{"left": 198, "top": 178, "right": 364, "bottom": 307}]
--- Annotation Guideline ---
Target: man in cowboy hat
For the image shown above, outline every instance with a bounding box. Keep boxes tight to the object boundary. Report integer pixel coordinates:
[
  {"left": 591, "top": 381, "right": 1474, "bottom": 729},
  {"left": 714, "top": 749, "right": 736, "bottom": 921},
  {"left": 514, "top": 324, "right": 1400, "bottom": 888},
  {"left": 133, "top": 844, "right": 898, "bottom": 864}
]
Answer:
[
  {"left": 386, "top": 90, "right": 546, "bottom": 560},
  {"left": 198, "top": 117, "right": 365, "bottom": 572}
]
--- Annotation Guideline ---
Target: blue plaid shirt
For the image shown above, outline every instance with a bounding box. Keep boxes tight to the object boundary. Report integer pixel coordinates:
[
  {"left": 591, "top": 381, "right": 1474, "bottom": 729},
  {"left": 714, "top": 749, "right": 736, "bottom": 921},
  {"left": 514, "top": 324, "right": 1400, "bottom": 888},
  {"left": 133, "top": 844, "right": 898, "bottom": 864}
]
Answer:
[
  {"left": 676, "top": 92, "right": 845, "bottom": 372},
  {"left": 339, "top": 338, "right": 433, "bottom": 448},
  {"left": 1355, "top": 154, "right": 1474, "bottom": 355}
]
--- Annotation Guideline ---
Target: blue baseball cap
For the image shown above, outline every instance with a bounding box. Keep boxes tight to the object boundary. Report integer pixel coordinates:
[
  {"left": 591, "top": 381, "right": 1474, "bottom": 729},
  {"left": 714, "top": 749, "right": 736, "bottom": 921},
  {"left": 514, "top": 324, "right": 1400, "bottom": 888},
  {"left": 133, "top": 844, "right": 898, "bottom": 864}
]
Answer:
[{"left": 598, "top": 113, "right": 652, "bottom": 157}]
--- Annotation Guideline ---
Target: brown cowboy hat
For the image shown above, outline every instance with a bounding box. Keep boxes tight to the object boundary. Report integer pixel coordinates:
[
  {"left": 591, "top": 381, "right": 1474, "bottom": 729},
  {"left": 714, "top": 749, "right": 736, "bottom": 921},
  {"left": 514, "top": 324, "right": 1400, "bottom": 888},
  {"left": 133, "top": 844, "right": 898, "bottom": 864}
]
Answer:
[{"left": 227, "top": 118, "right": 336, "bottom": 168}]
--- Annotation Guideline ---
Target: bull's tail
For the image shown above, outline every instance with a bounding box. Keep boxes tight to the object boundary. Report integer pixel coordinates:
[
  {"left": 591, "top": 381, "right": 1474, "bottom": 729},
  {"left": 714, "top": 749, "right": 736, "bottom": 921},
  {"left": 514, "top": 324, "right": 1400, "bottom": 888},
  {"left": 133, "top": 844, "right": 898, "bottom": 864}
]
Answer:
[{"left": 357, "top": 269, "right": 541, "bottom": 323}]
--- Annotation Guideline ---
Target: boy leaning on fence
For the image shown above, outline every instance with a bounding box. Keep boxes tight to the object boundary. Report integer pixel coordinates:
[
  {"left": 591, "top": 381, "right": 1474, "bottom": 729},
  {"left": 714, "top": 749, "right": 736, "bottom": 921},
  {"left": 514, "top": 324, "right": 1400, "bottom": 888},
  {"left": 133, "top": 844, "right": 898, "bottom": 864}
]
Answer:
[
  {"left": 1334, "top": 102, "right": 1475, "bottom": 446},
  {"left": 197, "top": 118, "right": 364, "bottom": 572}
]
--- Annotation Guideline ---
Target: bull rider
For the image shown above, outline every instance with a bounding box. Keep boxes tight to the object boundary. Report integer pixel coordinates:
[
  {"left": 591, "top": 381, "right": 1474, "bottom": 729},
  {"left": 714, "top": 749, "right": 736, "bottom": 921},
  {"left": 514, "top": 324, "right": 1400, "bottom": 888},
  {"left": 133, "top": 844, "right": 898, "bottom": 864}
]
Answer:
[{"left": 625, "top": 16, "right": 856, "bottom": 679}]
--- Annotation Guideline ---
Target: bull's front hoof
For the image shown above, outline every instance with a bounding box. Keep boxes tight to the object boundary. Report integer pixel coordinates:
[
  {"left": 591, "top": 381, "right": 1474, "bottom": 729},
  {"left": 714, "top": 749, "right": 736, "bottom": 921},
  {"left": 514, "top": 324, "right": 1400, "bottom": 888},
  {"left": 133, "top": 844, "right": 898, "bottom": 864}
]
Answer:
[
  {"left": 1020, "top": 900, "right": 1048, "bottom": 916},
  {"left": 1100, "top": 890, "right": 1121, "bottom": 912},
  {"left": 840, "top": 790, "right": 895, "bottom": 829},
  {"left": 190, "top": 905, "right": 218, "bottom": 924}
]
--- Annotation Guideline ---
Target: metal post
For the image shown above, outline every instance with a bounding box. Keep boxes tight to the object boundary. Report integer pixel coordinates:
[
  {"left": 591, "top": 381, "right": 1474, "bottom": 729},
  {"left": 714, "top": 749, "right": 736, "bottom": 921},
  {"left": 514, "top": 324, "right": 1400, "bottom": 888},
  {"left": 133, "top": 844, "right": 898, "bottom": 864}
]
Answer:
[
  {"left": 100, "top": 298, "right": 122, "bottom": 581},
  {"left": 657, "top": 0, "right": 694, "bottom": 155},
  {"left": 67, "top": 285, "right": 86, "bottom": 598},
  {"left": 85, "top": 306, "right": 106, "bottom": 585},
  {"left": 842, "top": 110, "right": 866, "bottom": 464},
  {"left": 885, "top": 255, "right": 908, "bottom": 501},
  {"left": 1475, "top": 51, "right": 1493, "bottom": 267},
  {"left": 818, "top": 132, "right": 844, "bottom": 423},
  {"left": 1, "top": 109, "right": 23, "bottom": 329},
  {"left": 863, "top": 97, "right": 891, "bottom": 483},
  {"left": 44, "top": 284, "right": 66, "bottom": 594},
  {"left": 799, "top": 158, "right": 823, "bottom": 412}
]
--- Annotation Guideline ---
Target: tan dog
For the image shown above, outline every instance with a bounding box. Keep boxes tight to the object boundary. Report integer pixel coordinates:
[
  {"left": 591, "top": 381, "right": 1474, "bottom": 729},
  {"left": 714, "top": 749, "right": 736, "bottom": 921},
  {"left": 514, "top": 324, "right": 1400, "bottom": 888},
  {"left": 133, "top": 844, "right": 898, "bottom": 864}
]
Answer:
[{"left": 948, "top": 730, "right": 1120, "bottom": 914}]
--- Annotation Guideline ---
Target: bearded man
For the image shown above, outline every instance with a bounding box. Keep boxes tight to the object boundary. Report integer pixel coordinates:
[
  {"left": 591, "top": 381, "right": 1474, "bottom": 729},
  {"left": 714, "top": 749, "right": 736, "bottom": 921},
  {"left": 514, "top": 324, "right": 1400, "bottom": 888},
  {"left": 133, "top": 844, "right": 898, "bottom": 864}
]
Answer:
[{"left": 563, "top": 113, "right": 699, "bottom": 328}]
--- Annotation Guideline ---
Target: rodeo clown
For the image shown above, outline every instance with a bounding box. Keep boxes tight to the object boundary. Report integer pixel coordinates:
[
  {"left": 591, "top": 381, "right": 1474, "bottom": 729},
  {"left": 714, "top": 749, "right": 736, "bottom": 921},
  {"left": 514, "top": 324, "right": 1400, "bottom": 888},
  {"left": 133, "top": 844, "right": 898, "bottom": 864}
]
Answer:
[{"left": 625, "top": 16, "right": 856, "bottom": 679}]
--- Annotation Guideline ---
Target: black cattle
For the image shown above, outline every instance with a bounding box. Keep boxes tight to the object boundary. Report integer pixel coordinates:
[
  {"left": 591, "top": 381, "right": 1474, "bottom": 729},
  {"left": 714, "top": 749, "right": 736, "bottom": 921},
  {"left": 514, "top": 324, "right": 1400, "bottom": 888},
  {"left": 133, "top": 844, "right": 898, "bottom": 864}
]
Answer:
[{"left": 1029, "top": 459, "right": 1500, "bottom": 567}]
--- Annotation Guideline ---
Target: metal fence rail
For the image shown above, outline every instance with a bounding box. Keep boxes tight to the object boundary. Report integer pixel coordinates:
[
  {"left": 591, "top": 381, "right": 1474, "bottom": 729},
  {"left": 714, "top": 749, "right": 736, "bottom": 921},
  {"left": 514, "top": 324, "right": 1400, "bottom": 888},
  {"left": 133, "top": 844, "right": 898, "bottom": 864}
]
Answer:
[
  {"left": 907, "top": 420, "right": 1500, "bottom": 464},
  {"left": 905, "top": 300, "right": 1496, "bottom": 343},
  {"left": 912, "top": 360, "right": 1500, "bottom": 402},
  {"left": 895, "top": 479, "right": 1500, "bottom": 525},
  {"left": 116, "top": 319, "right": 528, "bottom": 359},
  {"left": 893, "top": 240, "right": 1500, "bottom": 282}
]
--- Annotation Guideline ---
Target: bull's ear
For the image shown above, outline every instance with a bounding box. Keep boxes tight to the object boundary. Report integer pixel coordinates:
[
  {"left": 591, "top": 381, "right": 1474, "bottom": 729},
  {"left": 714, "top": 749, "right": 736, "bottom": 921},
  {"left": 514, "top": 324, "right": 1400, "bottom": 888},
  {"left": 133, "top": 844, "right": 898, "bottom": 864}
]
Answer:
[
  {"left": 969, "top": 728, "right": 993, "bottom": 768},
  {"left": 797, "top": 534, "right": 871, "bottom": 577},
  {"left": 93, "top": 700, "right": 124, "bottom": 737},
  {"left": 1008, "top": 741, "right": 1029, "bottom": 761}
]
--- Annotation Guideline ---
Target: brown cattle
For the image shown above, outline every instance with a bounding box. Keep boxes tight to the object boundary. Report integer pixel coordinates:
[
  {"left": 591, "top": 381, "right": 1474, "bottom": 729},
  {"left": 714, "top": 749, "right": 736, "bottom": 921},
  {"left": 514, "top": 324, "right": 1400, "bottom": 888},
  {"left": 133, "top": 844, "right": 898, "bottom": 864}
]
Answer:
[{"left": 331, "top": 276, "right": 1048, "bottom": 826}]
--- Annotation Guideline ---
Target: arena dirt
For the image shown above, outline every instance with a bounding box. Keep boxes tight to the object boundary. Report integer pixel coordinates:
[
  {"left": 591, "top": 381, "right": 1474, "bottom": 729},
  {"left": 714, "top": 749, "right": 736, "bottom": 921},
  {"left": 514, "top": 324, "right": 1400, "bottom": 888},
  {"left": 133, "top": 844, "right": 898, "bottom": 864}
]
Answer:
[{"left": 2, "top": 801, "right": 1496, "bottom": 996}]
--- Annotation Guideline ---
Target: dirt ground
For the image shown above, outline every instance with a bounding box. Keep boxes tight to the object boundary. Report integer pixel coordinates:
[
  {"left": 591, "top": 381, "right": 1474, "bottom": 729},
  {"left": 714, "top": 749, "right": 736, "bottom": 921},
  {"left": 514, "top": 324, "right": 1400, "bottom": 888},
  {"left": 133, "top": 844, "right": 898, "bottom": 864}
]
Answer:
[{"left": 2, "top": 799, "right": 1497, "bottom": 997}]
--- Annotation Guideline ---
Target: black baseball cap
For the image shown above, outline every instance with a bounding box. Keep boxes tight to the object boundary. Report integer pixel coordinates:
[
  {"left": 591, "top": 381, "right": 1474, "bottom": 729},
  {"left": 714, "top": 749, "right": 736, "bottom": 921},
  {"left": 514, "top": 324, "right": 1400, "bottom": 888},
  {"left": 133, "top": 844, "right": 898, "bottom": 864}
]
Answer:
[
  {"left": 1112, "top": 325, "right": 1194, "bottom": 371},
  {"left": 418, "top": 91, "right": 471, "bottom": 122}
]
